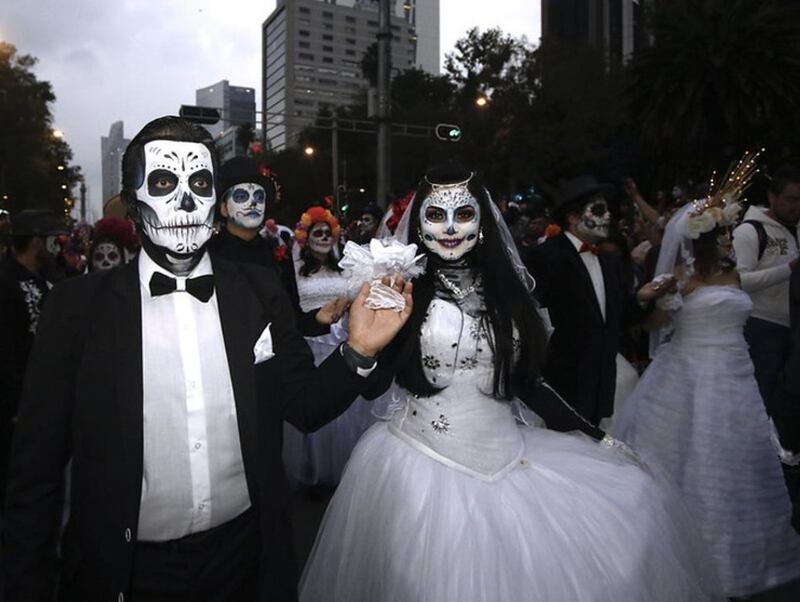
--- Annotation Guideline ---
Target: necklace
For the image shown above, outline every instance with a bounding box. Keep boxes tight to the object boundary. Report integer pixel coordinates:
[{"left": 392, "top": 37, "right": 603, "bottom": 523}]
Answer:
[{"left": 437, "top": 271, "right": 479, "bottom": 301}]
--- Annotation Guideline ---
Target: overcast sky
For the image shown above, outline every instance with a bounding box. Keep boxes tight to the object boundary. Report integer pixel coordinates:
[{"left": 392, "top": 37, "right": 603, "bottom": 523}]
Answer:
[{"left": 1, "top": 0, "right": 540, "bottom": 220}]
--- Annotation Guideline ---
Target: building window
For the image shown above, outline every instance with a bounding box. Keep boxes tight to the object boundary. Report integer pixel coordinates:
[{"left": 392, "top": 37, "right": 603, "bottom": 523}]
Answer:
[
  {"left": 322, "top": 11, "right": 333, "bottom": 19},
  {"left": 345, "top": 49, "right": 355, "bottom": 56},
  {"left": 346, "top": 38, "right": 356, "bottom": 45},
  {"left": 299, "top": 41, "right": 310, "bottom": 48},
  {"left": 322, "top": 56, "right": 334, "bottom": 63},
  {"left": 323, "top": 45, "right": 333, "bottom": 52},
  {"left": 299, "top": 29, "right": 310, "bottom": 37},
  {"left": 346, "top": 15, "right": 356, "bottom": 23},
  {"left": 323, "top": 23, "right": 333, "bottom": 30},
  {"left": 368, "top": 20, "right": 378, "bottom": 26},
  {"left": 299, "top": 6, "right": 310, "bottom": 14},
  {"left": 345, "top": 26, "right": 356, "bottom": 34},
  {"left": 299, "top": 52, "right": 315, "bottom": 61},
  {"left": 318, "top": 78, "right": 337, "bottom": 86},
  {"left": 298, "top": 18, "right": 310, "bottom": 25},
  {"left": 323, "top": 33, "right": 333, "bottom": 41}
]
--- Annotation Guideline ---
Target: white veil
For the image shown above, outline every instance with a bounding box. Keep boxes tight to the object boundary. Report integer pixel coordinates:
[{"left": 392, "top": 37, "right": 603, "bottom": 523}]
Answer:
[{"left": 649, "top": 203, "right": 695, "bottom": 357}]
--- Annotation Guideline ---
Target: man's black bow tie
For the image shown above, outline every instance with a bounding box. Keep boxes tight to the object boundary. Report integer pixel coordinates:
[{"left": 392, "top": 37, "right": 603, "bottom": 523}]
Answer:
[{"left": 149, "top": 272, "right": 215, "bottom": 303}]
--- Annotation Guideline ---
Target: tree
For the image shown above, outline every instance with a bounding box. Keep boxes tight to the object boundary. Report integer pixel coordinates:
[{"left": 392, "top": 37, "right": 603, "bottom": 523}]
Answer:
[
  {"left": 627, "top": 0, "right": 800, "bottom": 178},
  {"left": 0, "top": 43, "right": 81, "bottom": 215}
]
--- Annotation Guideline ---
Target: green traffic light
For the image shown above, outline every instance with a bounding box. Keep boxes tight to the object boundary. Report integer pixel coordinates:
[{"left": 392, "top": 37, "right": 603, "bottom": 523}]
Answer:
[{"left": 449, "top": 128, "right": 461, "bottom": 139}]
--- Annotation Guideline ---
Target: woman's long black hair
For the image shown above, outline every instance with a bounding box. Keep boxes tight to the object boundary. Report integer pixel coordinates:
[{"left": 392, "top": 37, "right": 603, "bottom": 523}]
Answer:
[{"left": 391, "top": 165, "right": 548, "bottom": 400}]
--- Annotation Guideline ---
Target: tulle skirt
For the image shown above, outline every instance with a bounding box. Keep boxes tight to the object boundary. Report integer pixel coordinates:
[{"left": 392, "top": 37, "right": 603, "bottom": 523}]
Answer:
[
  {"left": 283, "top": 323, "right": 375, "bottom": 487},
  {"left": 613, "top": 340, "right": 800, "bottom": 597},
  {"left": 299, "top": 423, "right": 723, "bottom": 602}
]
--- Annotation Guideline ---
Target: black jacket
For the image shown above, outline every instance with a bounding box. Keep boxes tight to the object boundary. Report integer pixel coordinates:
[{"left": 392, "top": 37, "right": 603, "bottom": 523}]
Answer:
[
  {"left": 0, "top": 258, "right": 50, "bottom": 414},
  {"left": 524, "top": 234, "right": 641, "bottom": 424},
  {"left": 3, "top": 255, "right": 371, "bottom": 601}
]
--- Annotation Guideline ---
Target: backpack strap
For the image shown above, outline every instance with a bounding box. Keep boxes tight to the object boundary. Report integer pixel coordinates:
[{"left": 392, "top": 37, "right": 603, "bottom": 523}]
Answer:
[{"left": 743, "top": 220, "right": 768, "bottom": 260}]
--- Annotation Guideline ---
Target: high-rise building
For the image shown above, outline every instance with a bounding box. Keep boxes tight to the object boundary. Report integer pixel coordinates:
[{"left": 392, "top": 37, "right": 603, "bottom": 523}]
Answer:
[
  {"left": 541, "top": 0, "right": 649, "bottom": 67},
  {"left": 100, "top": 121, "right": 130, "bottom": 203},
  {"left": 262, "top": 0, "right": 439, "bottom": 151},
  {"left": 195, "top": 80, "right": 257, "bottom": 138}
]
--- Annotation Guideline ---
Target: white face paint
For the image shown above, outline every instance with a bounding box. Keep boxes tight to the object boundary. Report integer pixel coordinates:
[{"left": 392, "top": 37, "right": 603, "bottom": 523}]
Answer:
[
  {"left": 308, "top": 222, "right": 334, "bottom": 255},
  {"left": 419, "top": 186, "right": 481, "bottom": 261},
  {"left": 575, "top": 196, "right": 611, "bottom": 242},
  {"left": 92, "top": 241, "right": 122, "bottom": 271},
  {"left": 225, "top": 183, "right": 267, "bottom": 230},
  {"left": 44, "top": 235, "right": 62, "bottom": 256},
  {"left": 135, "top": 140, "right": 215, "bottom": 256}
]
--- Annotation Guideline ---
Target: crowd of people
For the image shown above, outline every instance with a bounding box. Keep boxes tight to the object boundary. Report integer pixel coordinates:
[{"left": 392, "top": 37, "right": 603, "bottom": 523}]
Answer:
[{"left": 1, "top": 114, "right": 800, "bottom": 601}]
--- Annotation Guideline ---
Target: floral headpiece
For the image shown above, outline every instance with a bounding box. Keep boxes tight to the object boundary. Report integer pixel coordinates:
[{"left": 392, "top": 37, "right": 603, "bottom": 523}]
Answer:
[
  {"left": 294, "top": 205, "right": 341, "bottom": 248},
  {"left": 684, "top": 149, "right": 762, "bottom": 239}
]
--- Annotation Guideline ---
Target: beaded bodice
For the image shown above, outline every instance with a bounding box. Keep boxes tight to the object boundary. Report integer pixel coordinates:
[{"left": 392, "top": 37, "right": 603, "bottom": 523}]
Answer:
[{"left": 389, "top": 297, "right": 524, "bottom": 481}]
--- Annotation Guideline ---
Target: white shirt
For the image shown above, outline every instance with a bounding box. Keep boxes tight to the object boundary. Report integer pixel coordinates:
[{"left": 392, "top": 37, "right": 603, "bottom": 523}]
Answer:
[
  {"left": 137, "top": 250, "right": 251, "bottom": 541},
  {"left": 565, "top": 231, "right": 606, "bottom": 321}
]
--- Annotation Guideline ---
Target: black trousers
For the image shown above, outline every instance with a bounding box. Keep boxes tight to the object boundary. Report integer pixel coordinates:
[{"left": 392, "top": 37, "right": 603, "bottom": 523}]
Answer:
[{"left": 131, "top": 508, "right": 259, "bottom": 602}]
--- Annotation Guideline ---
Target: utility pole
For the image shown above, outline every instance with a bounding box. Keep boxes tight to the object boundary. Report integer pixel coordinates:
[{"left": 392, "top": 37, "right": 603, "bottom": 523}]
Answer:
[
  {"left": 79, "top": 180, "right": 87, "bottom": 223},
  {"left": 376, "top": 0, "right": 392, "bottom": 208},
  {"left": 332, "top": 116, "right": 339, "bottom": 214}
]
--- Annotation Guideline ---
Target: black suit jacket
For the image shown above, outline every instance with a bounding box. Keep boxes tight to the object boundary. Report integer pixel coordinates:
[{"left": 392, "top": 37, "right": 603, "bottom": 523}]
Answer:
[
  {"left": 3, "top": 255, "right": 371, "bottom": 601},
  {"left": 524, "top": 234, "right": 639, "bottom": 424}
]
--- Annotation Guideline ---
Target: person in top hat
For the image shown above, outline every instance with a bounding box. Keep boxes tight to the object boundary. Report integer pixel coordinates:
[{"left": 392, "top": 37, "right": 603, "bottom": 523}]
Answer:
[
  {"left": 207, "top": 156, "right": 280, "bottom": 271},
  {"left": 0, "top": 210, "right": 68, "bottom": 507},
  {"left": 523, "top": 176, "right": 660, "bottom": 425}
]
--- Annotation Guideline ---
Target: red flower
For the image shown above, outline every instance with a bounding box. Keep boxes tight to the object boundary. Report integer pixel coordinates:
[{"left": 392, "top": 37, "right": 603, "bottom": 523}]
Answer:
[
  {"left": 249, "top": 142, "right": 264, "bottom": 155},
  {"left": 544, "top": 224, "right": 562, "bottom": 239},
  {"left": 273, "top": 245, "right": 289, "bottom": 263}
]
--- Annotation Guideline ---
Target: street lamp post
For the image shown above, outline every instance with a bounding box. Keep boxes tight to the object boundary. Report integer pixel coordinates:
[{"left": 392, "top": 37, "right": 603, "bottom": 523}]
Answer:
[{"left": 376, "top": 0, "right": 392, "bottom": 209}]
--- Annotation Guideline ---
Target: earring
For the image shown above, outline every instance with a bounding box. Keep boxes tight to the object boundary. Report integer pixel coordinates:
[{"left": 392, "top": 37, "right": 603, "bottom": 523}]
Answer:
[{"left": 478, "top": 228, "right": 485, "bottom": 245}]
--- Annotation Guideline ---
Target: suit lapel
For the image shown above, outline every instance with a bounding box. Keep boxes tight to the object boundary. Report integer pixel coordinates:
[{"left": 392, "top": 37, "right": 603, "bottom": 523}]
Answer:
[
  {"left": 557, "top": 234, "right": 604, "bottom": 323},
  {"left": 112, "top": 261, "right": 144, "bottom": 496},
  {"left": 212, "top": 258, "right": 260, "bottom": 473}
]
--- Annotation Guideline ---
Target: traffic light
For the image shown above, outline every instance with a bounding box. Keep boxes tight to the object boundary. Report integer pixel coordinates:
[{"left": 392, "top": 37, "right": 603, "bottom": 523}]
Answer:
[
  {"left": 435, "top": 123, "right": 462, "bottom": 142},
  {"left": 179, "top": 105, "right": 221, "bottom": 125}
]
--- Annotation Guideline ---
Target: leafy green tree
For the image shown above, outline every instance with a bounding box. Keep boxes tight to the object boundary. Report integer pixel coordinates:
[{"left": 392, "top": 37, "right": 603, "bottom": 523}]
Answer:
[
  {"left": 0, "top": 43, "right": 82, "bottom": 214},
  {"left": 627, "top": 0, "right": 800, "bottom": 178}
]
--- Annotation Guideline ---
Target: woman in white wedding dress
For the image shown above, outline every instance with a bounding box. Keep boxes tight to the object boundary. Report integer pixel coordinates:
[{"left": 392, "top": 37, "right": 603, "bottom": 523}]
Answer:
[
  {"left": 299, "top": 167, "right": 722, "bottom": 602},
  {"left": 282, "top": 206, "right": 375, "bottom": 487},
  {"left": 613, "top": 194, "right": 800, "bottom": 598}
]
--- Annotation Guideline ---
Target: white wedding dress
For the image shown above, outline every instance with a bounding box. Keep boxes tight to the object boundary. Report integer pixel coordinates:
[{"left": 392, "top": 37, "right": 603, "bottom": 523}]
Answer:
[
  {"left": 613, "top": 285, "right": 800, "bottom": 597},
  {"left": 282, "top": 251, "right": 375, "bottom": 486},
  {"left": 299, "top": 297, "right": 723, "bottom": 602}
]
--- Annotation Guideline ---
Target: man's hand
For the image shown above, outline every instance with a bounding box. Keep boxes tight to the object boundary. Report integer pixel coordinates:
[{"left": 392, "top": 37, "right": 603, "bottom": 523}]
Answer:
[
  {"left": 348, "top": 277, "right": 413, "bottom": 357},
  {"left": 315, "top": 297, "right": 350, "bottom": 325}
]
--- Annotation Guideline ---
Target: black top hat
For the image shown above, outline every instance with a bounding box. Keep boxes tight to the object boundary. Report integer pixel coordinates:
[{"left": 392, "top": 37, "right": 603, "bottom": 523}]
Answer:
[
  {"left": 11, "top": 210, "right": 69, "bottom": 237},
  {"left": 553, "top": 176, "right": 615, "bottom": 215},
  {"left": 361, "top": 203, "right": 383, "bottom": 220},
  {"left": 219, "top": 157, "right": 277, "bottom": 203}
]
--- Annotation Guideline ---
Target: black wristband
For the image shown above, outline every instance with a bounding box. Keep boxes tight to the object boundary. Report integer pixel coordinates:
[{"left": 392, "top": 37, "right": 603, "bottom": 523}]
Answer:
[{"left": 341, "top": 343, "right": 377, "bottom": 373}]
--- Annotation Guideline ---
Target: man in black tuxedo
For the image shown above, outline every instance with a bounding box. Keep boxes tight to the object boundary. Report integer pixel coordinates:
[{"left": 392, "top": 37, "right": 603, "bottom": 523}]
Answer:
[
  {"left": 524, "top": 176, "right": 647, "bottom": 426},
  {"left": 2, "top": 117, "right": 412, "bottom": 602}
]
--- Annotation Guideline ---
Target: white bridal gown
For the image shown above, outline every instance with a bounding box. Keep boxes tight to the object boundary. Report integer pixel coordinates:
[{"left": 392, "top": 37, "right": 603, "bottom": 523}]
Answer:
[
  {"left": 614, "top": 285, "right": 800, "bottom": 597},
  {"left": 299, "top": 297, "right": 723, "bottom": 602},
  {"left": 282, "top": 251, "right": 375, "bottom": 487}
]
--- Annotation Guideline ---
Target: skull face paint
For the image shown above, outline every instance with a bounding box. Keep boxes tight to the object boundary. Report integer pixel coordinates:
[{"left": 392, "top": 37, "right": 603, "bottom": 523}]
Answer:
[
  {"left": 92, "top": 242, "right": 122, "bottom": 271},
  {"left": 135, "top": 141, "right": 215, "bottom": 256},
  {"left": 575, "top": 195, "right": 611, "bottom": 242},
  {"left": 225, "top": 183, "right": 266, "bottom": 230},
  {"left": 308, "top": 222, "right": 334, "bottom": 255},
  {"left": 419, "top": 186, "right": 481, "bottom": 261}
]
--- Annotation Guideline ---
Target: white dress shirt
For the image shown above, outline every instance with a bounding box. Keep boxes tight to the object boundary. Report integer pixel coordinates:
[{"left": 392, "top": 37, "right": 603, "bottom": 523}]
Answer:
[
  {"left": 565, "top": 231, "right": 606, "bottom": 321},
  {"left": 137, "top": 250, "right": 251, "bottom": 541}
]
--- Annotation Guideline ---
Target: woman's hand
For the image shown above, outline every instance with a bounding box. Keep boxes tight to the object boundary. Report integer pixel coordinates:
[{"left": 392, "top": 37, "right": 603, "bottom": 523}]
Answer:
[{"left": 315, "top": 297, "right": 350, "bottom": 325}]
